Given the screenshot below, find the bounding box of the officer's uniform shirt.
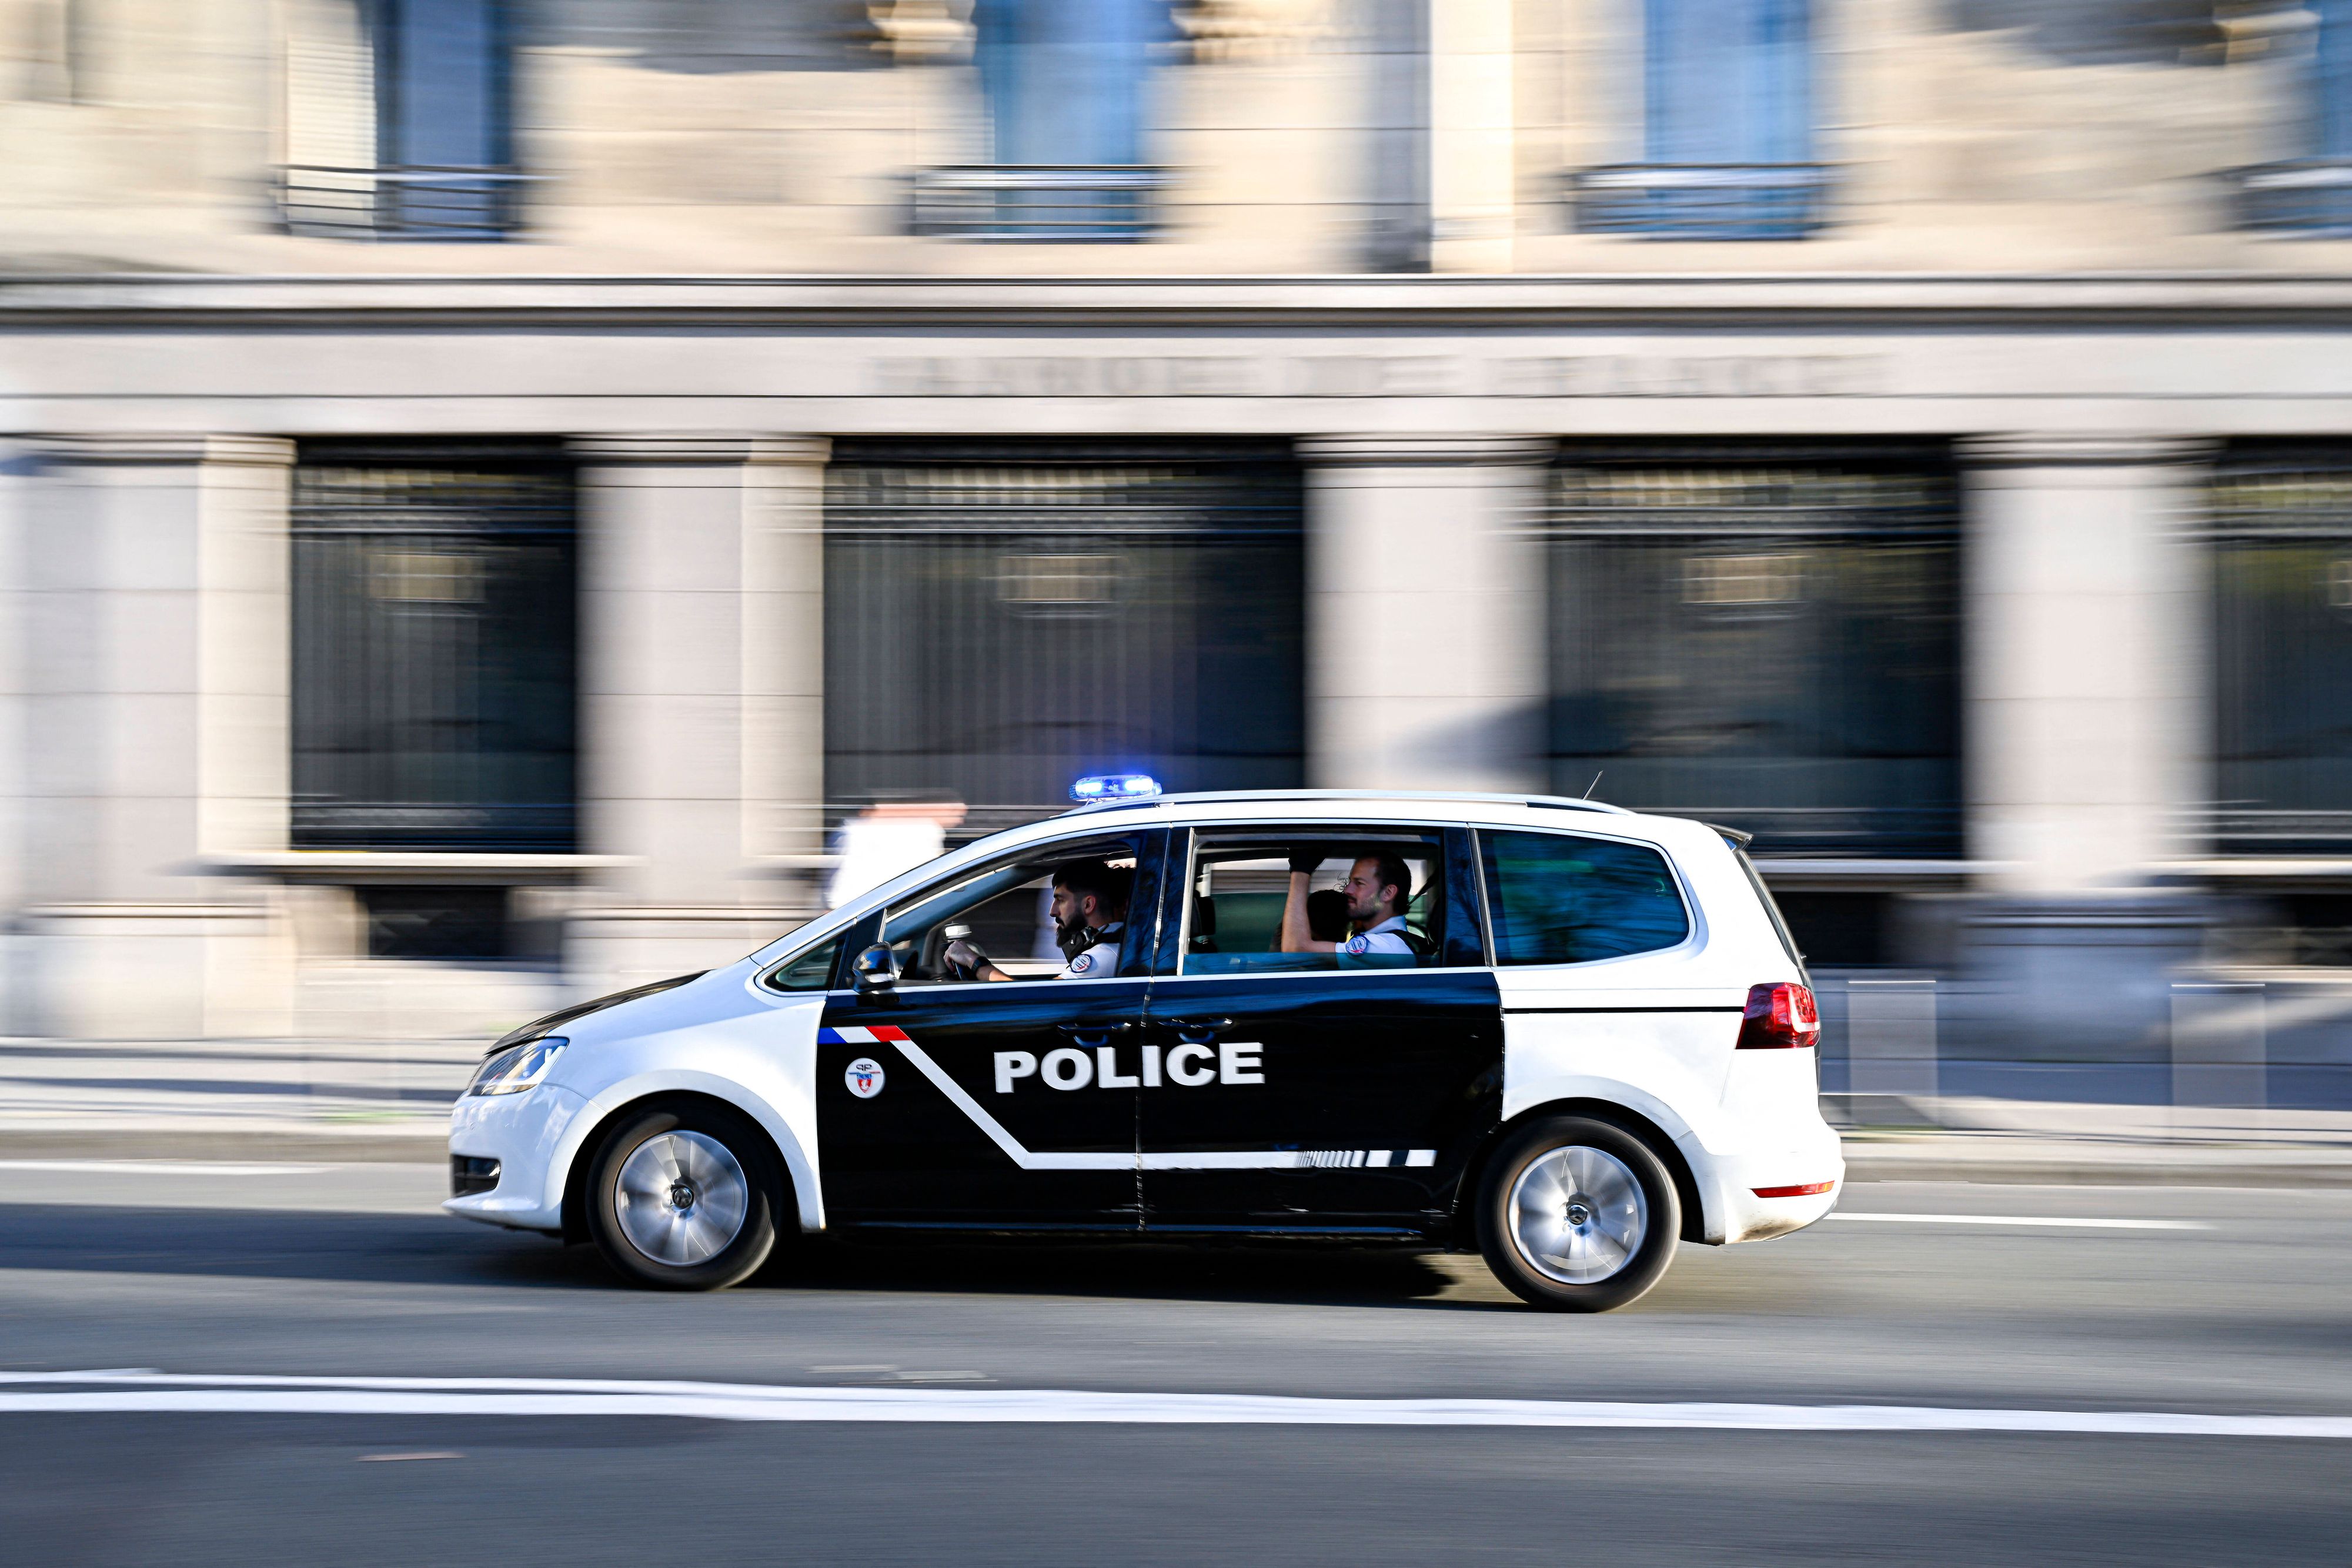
[1339,915,1414,960]
[1058,921,1124,979]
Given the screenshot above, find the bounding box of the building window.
[279,0,524,240]
[2207,444,2352,851]
[291,442,578,852]
[912,0,1172,240]
[1569,0,1826,239]
[1544,443,1962,857]
[823,440,1305,836]
[2231,1,2352,235]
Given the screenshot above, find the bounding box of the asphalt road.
[1,1164,2347,1566]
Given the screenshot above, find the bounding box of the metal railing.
[2229,158,2352,237]
[278,165,534,241]
[1568,163,1832,240]
[910,165,1168,242]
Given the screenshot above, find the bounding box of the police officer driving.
[1279,849,1426,962]
[943,859,1131,982]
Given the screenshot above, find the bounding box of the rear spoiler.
[1703,823,1754,849]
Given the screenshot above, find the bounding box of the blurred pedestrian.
[826,799,967,909]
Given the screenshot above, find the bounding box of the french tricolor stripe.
[820,1025,910,1046]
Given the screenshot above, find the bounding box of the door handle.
[1163,1017,1231,1034]
[1057,1021,1134,1035]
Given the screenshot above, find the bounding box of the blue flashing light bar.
[1071,773,1162,803]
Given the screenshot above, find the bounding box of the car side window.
[762,933,845,992]
[1180,830,1452,975]
[878,831,1157,984]
[1479,829,1690,965]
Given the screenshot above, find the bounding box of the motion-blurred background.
[1,0,2349,1155]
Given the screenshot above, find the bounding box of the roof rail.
[1062,788,1634,817]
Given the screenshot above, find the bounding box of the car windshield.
[879,835,1145,984]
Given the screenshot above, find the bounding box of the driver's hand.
[943,937,986,975]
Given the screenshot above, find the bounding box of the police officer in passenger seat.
[1279,850,1428,961]
[943,860,1131,982]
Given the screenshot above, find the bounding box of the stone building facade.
[2,1,2351,1051]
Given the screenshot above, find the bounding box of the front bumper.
[442,1081,586,1233]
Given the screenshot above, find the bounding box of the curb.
[0,1131,446,1164]
[1842,1148,2352,1188]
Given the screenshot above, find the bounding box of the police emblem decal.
[1344,934,1369,955]
[844,1058,886,1099]
[1069,952,1093,974]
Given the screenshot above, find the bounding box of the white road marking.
[1824,1213,2210,1231]
[0,1372,2341,1439]
[359,1452,463,1462]
[0,1161,330,1176]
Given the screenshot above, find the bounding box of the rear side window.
[1479,830,1689,965]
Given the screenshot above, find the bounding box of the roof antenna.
[1582,771,1604,800]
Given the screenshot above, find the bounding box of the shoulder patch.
[1344,934,1369,955]
[1070,951,1094,973]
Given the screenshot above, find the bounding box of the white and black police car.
[447,781,1842,1312]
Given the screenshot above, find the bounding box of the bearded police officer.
[1279,849,1426,962]
[944,859,1131,981]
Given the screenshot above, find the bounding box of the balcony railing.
[278,166,533,242]
[1568,163,1832,240]
[910,165,1168,242]
[2229,158,2352,238]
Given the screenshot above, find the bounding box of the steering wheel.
[926,923,982,982]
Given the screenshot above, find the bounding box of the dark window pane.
[824,440,1304,837]
[359,885,508,959]
[291,441,577,852]
[2207,443,2352,851]
[1545,442,1962,857]
[1480,830,1689,966]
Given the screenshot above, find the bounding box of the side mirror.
[851,943,899,995]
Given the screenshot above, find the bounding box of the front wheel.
[586,1101,781,1291]
[1475,1115,1680,1312]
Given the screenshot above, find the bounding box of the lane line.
[1823,1213,2211,1231]
[0,1161,331,1176]
[0,1372,2341,1439]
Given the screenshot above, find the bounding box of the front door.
[1137,825,1502,1236]
[815,826,1165,1232]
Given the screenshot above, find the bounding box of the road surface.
[1,1164,2346,1566]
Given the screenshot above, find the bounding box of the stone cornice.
[1957,434,2219,467]
[34,433,295,465]
[14,273,2352,330]
[571,434,833,465]
[1298,434,1556,465]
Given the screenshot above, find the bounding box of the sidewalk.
[4,1038,2350,1185]
[0,1037,465,1162]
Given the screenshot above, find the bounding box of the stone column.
[1955,434,2213,1055]
[13,436,296,1038]
[569,436,829,989]
[1298,435,1552,793]
[1960,436,2210,889]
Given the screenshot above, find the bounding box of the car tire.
[586,1101,783,1292]
[1475,1115,1681,1313]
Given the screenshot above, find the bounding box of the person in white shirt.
[1279,850,1423,962]
[826,800,966,909]
[944,860,1131,981]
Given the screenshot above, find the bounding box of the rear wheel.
[1475,1115,1680,1312]
[586,1101,781,1291]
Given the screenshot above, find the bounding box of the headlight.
[467,1037,567,1096]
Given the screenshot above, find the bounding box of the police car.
[447,783,1842,1312]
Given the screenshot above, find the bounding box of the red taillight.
[1753,1182,1836,1198]
[1736,981,1820,1049]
